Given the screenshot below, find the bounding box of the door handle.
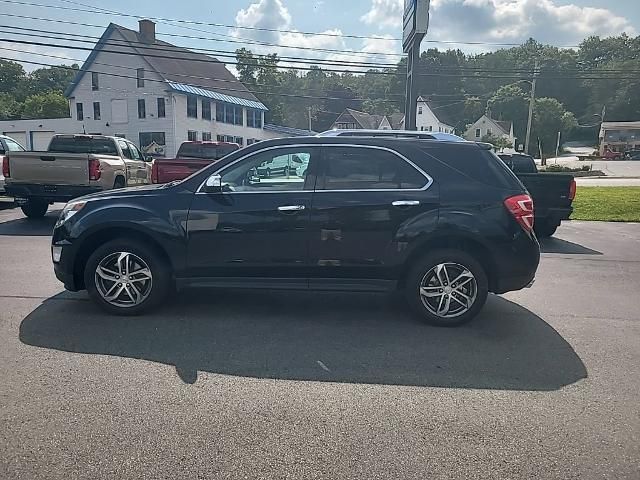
[392,200,420,206]
[278,205,306,212]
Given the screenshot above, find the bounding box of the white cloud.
[361,0,404,28]
[361,0,635,50]
[231,0,399,70]
[0,41,79,72]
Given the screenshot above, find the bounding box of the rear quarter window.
[420,144,523,190]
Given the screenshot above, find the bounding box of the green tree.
[531,98,577,157]
[481,133,513,150]
[487,84,529,141]
[22,64,78,97]
[234,48,259,86]
[22,91,69,118]
[0,60,26,94]
[0,92,23,119]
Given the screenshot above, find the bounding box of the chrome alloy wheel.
[419,263,478,318]
[94,252,153,308]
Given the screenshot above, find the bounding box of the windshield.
[177,143,239,159]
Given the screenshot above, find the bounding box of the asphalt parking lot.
[1,202,639,479]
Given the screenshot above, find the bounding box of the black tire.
[113,176,126,189]
[21,199,48,219]
[535,221,559,238]
[84,238,172,315]
[404,249,489,327]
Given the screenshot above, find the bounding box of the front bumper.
[52,235,81,291]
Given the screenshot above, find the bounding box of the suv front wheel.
[405,249,488,327]
[84,239,171,315]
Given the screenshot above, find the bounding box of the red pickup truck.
[151,141,240,184]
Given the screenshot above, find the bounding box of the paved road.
[1,205,639,479]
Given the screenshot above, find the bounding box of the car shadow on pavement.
[540,237,602,255]
[19,291,587,390]
[0,210,60,236]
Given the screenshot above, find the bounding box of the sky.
[1,0,638,72]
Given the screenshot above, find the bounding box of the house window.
[427,126,432,132]
[234,136,244,146]
[420,126,424,131]
[487,128,492,136]
[418,106,422,114]
[91,72,99,91]
[202,99,211,120]
[137,68,144,87]
[247,139,254,145]
[138,99,146,119]
[216,103,243,125]
[202,132,212,141]
[93,102,101,120]
[475,128,481,138]
[76,102,83,121]
[157,98,165,118]
[187,130,197,141]
[187,96,197,118]
[247,109,262,128]
[216,134,223,142]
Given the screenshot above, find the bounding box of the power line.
[0,13,406,60]
[3,25,636,76]
[0,27,402,70]
[1,0,587,49]
[1,0,404,41]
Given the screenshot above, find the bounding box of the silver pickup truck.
[4,134,151,218]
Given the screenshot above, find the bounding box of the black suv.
[52,137,539,326]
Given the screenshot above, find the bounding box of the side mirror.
[204,174,223,193]
[145,156,154,162]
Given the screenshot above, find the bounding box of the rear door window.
[4,138,25,152]
[319,146,428,190]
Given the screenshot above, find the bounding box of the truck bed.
[516,172,574,227]
[152,158,215,184]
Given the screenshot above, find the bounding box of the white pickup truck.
[4,134,152,218]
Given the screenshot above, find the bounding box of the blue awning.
[167,82,268,111]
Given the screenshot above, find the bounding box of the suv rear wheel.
[405,249,488,327]
[84,239,171,315]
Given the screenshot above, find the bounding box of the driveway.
[0,206,639,479]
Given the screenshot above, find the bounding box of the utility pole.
[308,106,312,132]
[524,59,539,155]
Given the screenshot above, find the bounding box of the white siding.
[68,29,177,155]
[415,100,455,134]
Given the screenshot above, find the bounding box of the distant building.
[599,121,640,155]
[464,114,515,147]
[332,108,395,130]
[0,20,305,154]
[415,96,456,134]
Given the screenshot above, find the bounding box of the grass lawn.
[571,187,640,222]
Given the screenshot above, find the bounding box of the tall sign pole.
[403,0,430,131]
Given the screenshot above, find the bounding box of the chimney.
[139,19,155,43]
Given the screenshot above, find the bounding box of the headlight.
[55,201,86,227]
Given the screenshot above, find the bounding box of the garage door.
[31,131,55,150]
[3,131,27,148]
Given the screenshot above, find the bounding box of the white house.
[0,21,312,155]
[415,96,456,134]
[464,114,515,147]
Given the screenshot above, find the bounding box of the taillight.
[504,194,534,233]
[568,178,576,201]
[88,158,101,181]
[151,161,158,184]
[1,156,8,178]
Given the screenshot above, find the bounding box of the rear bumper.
[490,232,540,294]
[538,206,573,224]
[6,183,102,203]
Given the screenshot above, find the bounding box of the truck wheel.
[404,249,488,327]
[84,239,172,315]
[113,176,126,189]
[21,199,48,219]
[535,221,559,238]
